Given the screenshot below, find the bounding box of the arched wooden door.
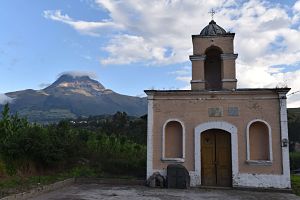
[201,129,232,187]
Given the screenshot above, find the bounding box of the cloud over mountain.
[58,71,98,79]
[0,94,13,105]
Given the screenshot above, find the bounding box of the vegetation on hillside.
[289,108,300,152]
[0,104,146,195]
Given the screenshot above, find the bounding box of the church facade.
[145,20,291,189]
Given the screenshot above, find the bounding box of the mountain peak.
[56,74,98,83]
[43,73,110,96]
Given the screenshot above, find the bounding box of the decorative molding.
[162,119,186,161]
[220,53,238,60]
[246,119,273,162]
[161,158,185,163]
[191,80,205,83]
[222,78,237,82]
[194,121,238,186]
[189,55,206,61]
[146,95,154,178]
[246,160,272,166]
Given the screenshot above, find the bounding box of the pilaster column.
[221,53,238,90]
[278,92,291,188]
[190,55,206,90]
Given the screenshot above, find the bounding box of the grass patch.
[292,175,300,195]
[0,165,140,198]
[0,171,73,198]
[0,166,96,192]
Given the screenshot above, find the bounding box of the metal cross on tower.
[209,9,216,20]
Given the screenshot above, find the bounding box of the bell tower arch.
[190,20,238,90]
[204,46,222,90]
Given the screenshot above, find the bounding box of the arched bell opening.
[204,47,223,90]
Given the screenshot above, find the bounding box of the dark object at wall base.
[167,164,190,189]
[146,172,165,188]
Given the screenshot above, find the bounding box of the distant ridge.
[1,74,147,123]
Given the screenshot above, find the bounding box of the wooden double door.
[201,129,232,187]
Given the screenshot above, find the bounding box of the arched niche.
[162,119,185,161]
[246,119,273,163]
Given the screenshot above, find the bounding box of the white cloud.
[43,10,123,36]
[294,0,300,12]
[44,0,300,66]
[38,83,51,88]
[81,55,92,61]
[58,71,98,79]
[293,0,300,24]
[176,76,191,83]
[169,65,191,90]
[44,0,300,107]
[101,34,169,64]
[170,66,191,76]
[0,94,14,105]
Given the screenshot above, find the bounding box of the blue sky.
[1,0,300,106]
[0,0,188,96]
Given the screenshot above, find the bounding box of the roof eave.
[192,33,235,38]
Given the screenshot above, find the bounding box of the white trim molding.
[246,119,273,164]
[146,95,154,178]
[189,55,206,61]
[220,53,238,60]
[222,78,237,82]
[278,92,291,188]
[162,119,186,162]
[190,80,205,83]
[194,121,238,186]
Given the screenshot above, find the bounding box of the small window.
[162,120,185,161]
[246,120,272,164]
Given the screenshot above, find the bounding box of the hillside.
[1,74,147,123]
[289,108,300,117]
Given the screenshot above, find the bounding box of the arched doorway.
[204,47,222,90]
[201,129,232,187]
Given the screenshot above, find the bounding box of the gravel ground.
[28,184,300,200]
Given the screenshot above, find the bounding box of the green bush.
[290,152,300,171]
[0,159,6,177]
[87,134,146,178]
[70,166,96,178]
[0,104,146,178]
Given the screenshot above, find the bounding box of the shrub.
[0,104,146,178]
[290,152,300,171]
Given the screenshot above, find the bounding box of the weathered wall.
[192,35,234,54]
[150,90,283,175]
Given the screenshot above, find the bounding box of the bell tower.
[190,20,238,90]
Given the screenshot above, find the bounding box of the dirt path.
[28,184,300,200]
